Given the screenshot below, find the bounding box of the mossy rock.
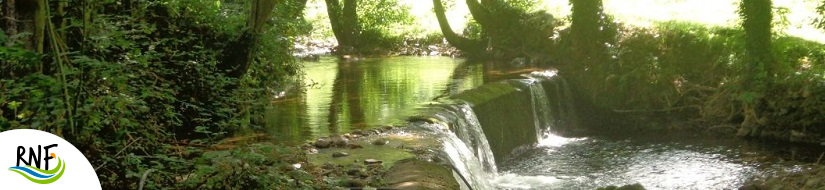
[596,183,646,190]
[383,159,459,190]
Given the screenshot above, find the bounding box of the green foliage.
[179,144,321,189]
[561,18,825,140]
[814,1,825,31]
[1,0,306,188]
[354,0,415,54]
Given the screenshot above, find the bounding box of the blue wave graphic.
[9,166,55,179]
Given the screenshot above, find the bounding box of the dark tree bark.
[325,0,360,54]
[465,0,495,30]
[218,0,282,79]
[433,0,485,54]
[4,0,17,46]
[569,0,607,64]
[741,0,774,80]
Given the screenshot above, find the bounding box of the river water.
[265,56,824,189]
[262,56,483,144]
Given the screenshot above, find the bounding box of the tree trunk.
[218,0,278,79]
[34,0,47,53]
[433,0,485,54]
[569,0,606,64]
[741,0,774,81]
[4,0,17,46]
[465,0,494,30]
[325,0,360,54]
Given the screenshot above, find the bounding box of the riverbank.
[293,36,461,61]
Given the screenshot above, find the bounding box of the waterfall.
[440,125,495,190]
[416,70,575,189]
[520,78,554,139]
[420,101,498,190]
[434,102,498,173]
[549,76,580,135]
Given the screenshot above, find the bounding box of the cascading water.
[423,71,571,189]
[433,102,498,173]
[520,78,555,140]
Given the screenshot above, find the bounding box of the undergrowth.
[559,20,825,142]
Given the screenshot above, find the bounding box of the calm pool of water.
[262,56,484,144]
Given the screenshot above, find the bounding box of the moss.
[384,159,460,190]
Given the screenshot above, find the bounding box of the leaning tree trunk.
[465,0,495,30]
[218,0,277,79]
[325,0,360,54]
[433,0,485,54]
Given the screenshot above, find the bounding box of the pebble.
[286,170,314,181]
[332,152,349,158]
[339,178,367,187]
[347,168,366,176]
[314,138,331,148]
[364,159,383,165]
[371,138,389,146]
[347,143,363,149]
[330,135,349,147]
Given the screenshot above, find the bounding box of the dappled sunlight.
[538,0,825,42]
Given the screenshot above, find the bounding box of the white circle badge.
[0,129,101,189]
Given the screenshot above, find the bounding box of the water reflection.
[264,56,484,144]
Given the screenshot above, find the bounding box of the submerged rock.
[364,159,383,165]
[346,168,367,177]
[596,183,646,190]
[333,152,349,158]
[314,138,332,148]
[339,178,367,187]
[331,135,349,147]
[347,143,363,149]
[372,138,389,146]
[287,170,314,182]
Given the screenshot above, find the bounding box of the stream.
[265,56,824,189]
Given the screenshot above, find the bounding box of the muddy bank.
[741,164,825,190]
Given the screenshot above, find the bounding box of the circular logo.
[0,129,101,189]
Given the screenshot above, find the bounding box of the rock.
[330,135,349,147]
[372,138,389,146]
[364,159,383,165]
[348,143,363,149]
[737,126,753,137]
[333,152,349,158]
[287,170,314,182]
[306,147,319,154]
[347,168,366,177]
[314,138,331,148]
[805,178,821,187]
[278,163,297,172]
[596,183,645,190]
[339,178,367,187]
[351,130,364,136]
